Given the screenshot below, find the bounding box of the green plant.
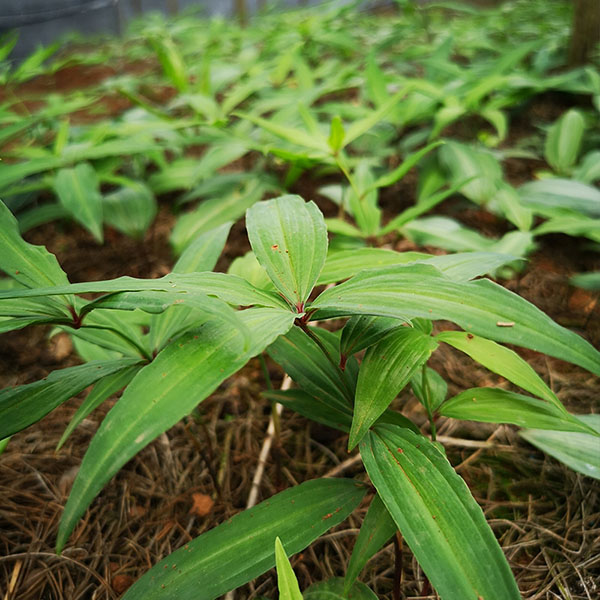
[1,194,599,598]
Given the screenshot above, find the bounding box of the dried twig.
[246,375,291,509]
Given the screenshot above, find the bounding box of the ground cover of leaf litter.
[0,45,599,600]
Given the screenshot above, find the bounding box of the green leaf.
[328,115,345,154]
[275,538,303,600]
[520,415,600,480]
[246,195,328,311]
[518,179,600,219]
[268,326,354,407]
[149,36,188,92]
[0,358,141,439]
[381,178,472,234]
[306,578,377,600]
[361,424,520,600]
[312,263,600,376]
[263,388,352,432]
[0,156,64,191]
[122,478,366,600]
[0,200,69,296]
[545,109,584,174]
[480,107,508,141]
[403,216,495,252]
[318,249,430,285]
[411,366,447,413]
[436,331,563,411]
[430,104,466,139]
[533,215,600,242]
[228,251,272,290]
[54,163,104,242]
[422,252,520,281]
[344,495,396,593]
[171,180,266,254]
[439,141,503,204]
[324,218,364,238]
[173,223,231,274]
[235,111,329,152]
[344,87,410,146]
[56,364,141,450]
[340,315,405,357]
[350,326,438,449]
[347,161,381,237]
[103,183,157,239]
[57,308,295,552]
[0,272,288,311]
[365,52,389,107]
[571,272,600,290]
[372,141,444,190]
[441,388,597,435]
[492,184,533,232]
[573,150,600,184]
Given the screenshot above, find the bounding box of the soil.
[1,57,599,600]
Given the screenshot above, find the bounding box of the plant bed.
[1,1,599,598]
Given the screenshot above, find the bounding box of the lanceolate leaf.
[361,424,520,600]
[520,415,600,480]
[172,223,232,274]
[56,365,141,450]
[422,252,520,282]
[312,264,600,376]
[344,494,396,593]
[122,478,366,600]
[350,326,438,449]
[268,326,355,407]
[103,183,157,239]
[0,272,288,310]
[436,331,563,410]
[275,538,303,600]
[372,141,444,190]
[57,308,295,552]
[54,163,104,242]
[0,200,70,308]
[247,195,328,311]
[263,388,352,432]
[411,366,447,413]
[235,111,329,152]
[0,358,141,439]
[171,180,267,254]
[440,388,595,434]
[544,109,584,174]
[340,315,404,357]
[518,179,600,218]
[318,249,430,285]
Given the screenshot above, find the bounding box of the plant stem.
[393,530,403,600]
[258,353,273,390]
[421,365,437,441]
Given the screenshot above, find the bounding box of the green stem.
[258,353,273,390]
[421,364,437,441]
